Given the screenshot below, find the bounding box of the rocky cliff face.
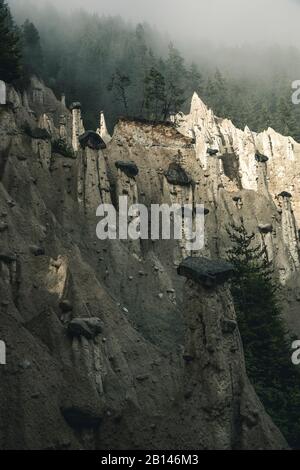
[0,78,296,449]
[178,93,300,223]
[177,93,300,333]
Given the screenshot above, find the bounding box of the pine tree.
[0,0,22,82]
[276,96,298,137]
[144,67,166,121]
[134,24,148,115]
[22,19,44,77]
[107,69,131,115]
[205,69,229,117]
[187,63,203,96]
[226,219,300,448]
[163,43,186,119]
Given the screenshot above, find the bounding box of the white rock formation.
[0,80,6,105]
[77,145,111,220]
[59,115,68,141]
[97,111,112,145]
[38,113,55,136]
[278,193,300,271]
[176,92,300,286]
[32,85,44,105]
[177,92,300,224]
[71,103,84,151]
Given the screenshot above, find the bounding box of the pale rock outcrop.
[21,90,32,113]
[175,256,288,450]
[177,93,300,290]
[177,92,300,223]
[6,85,23,110]
[70,323,106,397]
[114,161,141,256]
[31,84,44,106]
[0,80,6,105]
[277,192,300,273]
[38,113,57,138]
[77,146,111,218]
[59,115,68,141]
[174,92,300,340]
[108,118,198,262]
[71,102,84,151]
[97,111,112,145]
[164,162,196,261]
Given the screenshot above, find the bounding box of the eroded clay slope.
[0,79,290,449]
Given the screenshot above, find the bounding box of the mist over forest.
[6,0,300,138]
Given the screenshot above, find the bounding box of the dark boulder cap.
[278,191,292,198]
[70,102,82,110]
[255,152,269,163]
[164,162,193,186]
[178,257,234,286]
[79,131,106,150]
[207,148,219,156]
[115,161,139,177]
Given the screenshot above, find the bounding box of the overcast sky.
[9,0,300,47]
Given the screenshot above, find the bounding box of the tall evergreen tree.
[144,67,166,121]
[186,62,203,96]
[163,43,186,119]
[134,24,151,115]
[108,69,131,115]
[227,219,300,448]
[276,96,298,137]
[205,69,230,117]
[22,19,44,77]
[0,0,22,82]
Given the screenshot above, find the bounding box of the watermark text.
[96,197,205,251]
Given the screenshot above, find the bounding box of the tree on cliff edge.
[144,67,166,121]
[0,0,22,82]
[22,19,44,78]
[108,69,131,115]
[226,218,300,448]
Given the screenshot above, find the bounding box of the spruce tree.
[144,67,166,121]
[107,69,131,115]
[134,24,149,115]
[205,69,230,117]
[187,63,203,96]
[227,219,300,448]
[276,96,298,137]
[22,19,44,77]
[163,43,186,119]
[0,0,22,82]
